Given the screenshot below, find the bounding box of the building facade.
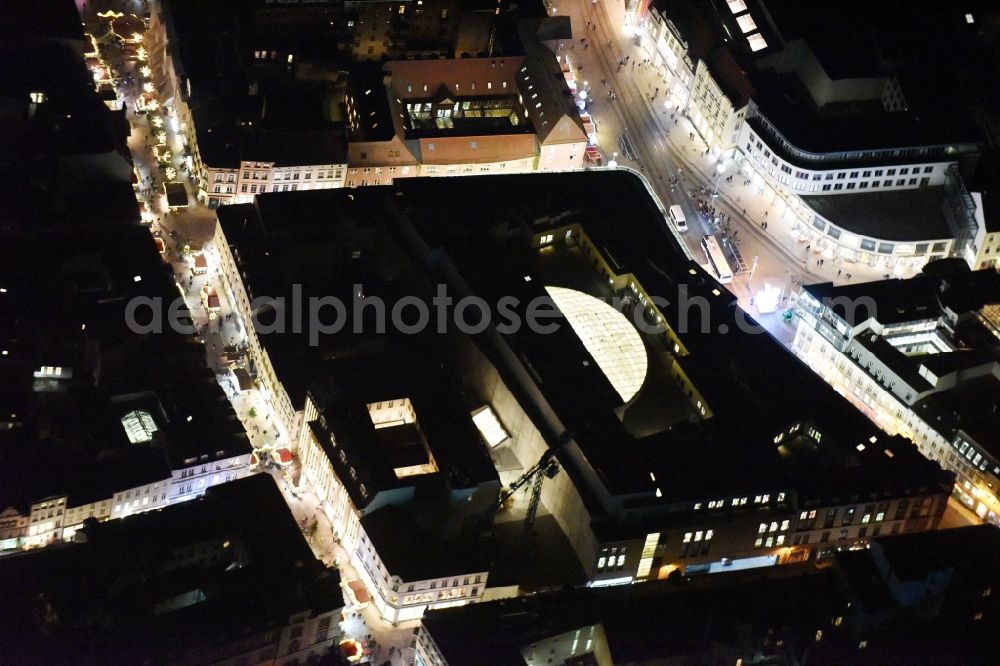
[792,272,1000,524]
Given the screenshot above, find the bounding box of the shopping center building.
[209,170,952,605]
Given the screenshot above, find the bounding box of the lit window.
[736,14,757,33]
[747,33,768,51]
[29,91,46,104]
[471,406,509,447]
[726,0,747,12]
[966,13,975,23]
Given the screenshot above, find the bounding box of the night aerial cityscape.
[3,0,1000,664]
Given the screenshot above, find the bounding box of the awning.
[164,182,188,208]
[274,448,293,465]
[348,580,370,603]
[233,367,253,391]
[194,255,208,269]
[207,295,220,309]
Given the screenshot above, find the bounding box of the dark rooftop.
[853,333,932,393]
[361,504,489,581]
[802,277,941,327]
[0,226,248,510]
[391,172,950,509]
[421,569,850,665]
[0,0,85,44]
[305,339,499,510]
[870,523,1000,583]
[0,474,342,663]
[912,375,1000,462]
[802,188,952,242]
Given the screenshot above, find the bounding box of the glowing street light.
[712,162,727,198]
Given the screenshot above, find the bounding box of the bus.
[701,235,734,284]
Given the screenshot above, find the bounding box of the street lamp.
[712,163,726,198]
[608,152,618,168]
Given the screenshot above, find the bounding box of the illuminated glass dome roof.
[546,286,648,402]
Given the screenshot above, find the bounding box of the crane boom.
[478,432,573,526]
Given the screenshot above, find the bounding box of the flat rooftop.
[802,188,952,242]
[421,569,848,665]
[0,226,248,510]
[0,474,341,662]
[393,172,950,508]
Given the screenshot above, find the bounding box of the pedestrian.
[837,269,842,277]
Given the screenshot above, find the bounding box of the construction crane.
[479,431,573,533]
